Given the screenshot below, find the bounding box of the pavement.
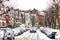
[15,29,55,40]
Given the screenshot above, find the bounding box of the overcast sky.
[3,0,54,11]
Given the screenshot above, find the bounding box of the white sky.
[3,0,54,11]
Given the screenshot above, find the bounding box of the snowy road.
[15,29,55,40]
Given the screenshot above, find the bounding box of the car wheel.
[7,37,12,40]
[13,37,15,40]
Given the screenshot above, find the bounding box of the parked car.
[19,26,26,32]
[19,24,27,32]
[30,27,37,33]
[0,30,5,40]
[55,30,60,40]
[40,27,44,32]
[12,28,20,36]
[40,27,57,39]
[0,28,15,40]
[12,26,26,36]
[40,27,49,34]
[26,27,31,31]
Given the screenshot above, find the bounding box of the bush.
[6,25,12,28]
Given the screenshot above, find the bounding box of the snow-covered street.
[15,29,55,40]
[0,0,60,40]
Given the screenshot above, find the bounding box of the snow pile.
[15,30,30,40]
[37,29,53,40]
